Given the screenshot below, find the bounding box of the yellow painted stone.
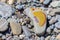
[30,8,46,26]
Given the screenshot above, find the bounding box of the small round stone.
[19,34,25,39]
[46,27,51,34]
[49,24,55,29]
[0,33,3,37]
[47,15,52,20]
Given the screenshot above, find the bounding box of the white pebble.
[46,27,51,34]
[19,34,25,39]
[47,15,52,20]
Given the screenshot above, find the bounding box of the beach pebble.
[43,0,51,5]
[49,24,55,29]
[40,36,45,40]
[55,22,60,29]
[0,18,8,32]
[19,34,25,39]
[0,33,3,37]
[16,5,24,10]
[47,15,52,20]
[0,2,15,18]
[22,26,32,37]
[10,20,21,35]
[46,27,51,34]
[49,17,57,24]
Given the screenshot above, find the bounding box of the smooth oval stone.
[40,36,45,40]
[49,17,57,24]
[10,20,21,35]
[46,27,51,34]
[49,24,55,29]
[0,18,8,32]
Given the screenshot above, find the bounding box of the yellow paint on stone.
[30,8,46,26]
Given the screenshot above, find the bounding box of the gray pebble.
[40,36,45,40]
[49,24,55,29]
[46,27,51,34]
[55,22,60,29]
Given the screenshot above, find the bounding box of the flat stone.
[0,18,8,32]
[49,17,57,24]
[0,2,15,18]
[49,24,55,29]
[10,20,21,35]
